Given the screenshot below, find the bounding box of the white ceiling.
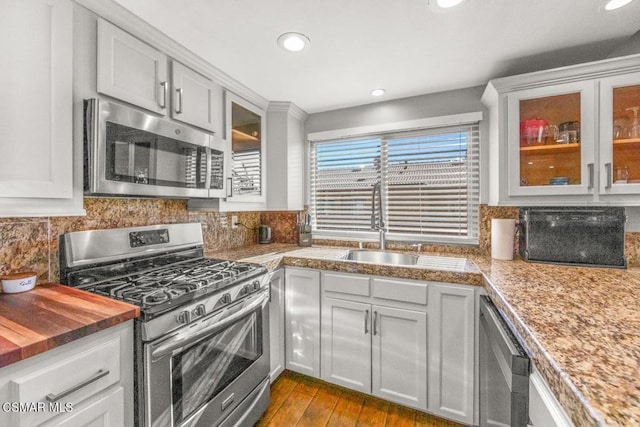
[113,0,640,114]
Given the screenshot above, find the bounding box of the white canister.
[491,219,516,260]
[1,272,37,293]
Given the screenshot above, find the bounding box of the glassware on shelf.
[626,106,640,138]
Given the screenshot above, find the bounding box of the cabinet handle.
[226,177,233,198]
[587,163,594,189]
[159,81,168,109]
[605,162,612,189]
[175,88,184,114]
[373,311,378,336]
[364,310,369,334]
[45,369,110,403]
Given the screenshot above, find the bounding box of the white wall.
[305,86,490,204]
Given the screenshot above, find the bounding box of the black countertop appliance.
[519,207,626,268]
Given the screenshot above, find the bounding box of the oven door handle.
[150,291,268,359]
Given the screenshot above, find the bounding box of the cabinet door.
[599,71,640,196]
[0,0,73,200]
[97,19,168,114]
[428,283,475,425]
[225,92,267,203]
[284,268,321,378]
[371,305,427,411]
[506,81,596,197]
[171,61,217,132]
[268,269,285,382]
[321,298,371,393]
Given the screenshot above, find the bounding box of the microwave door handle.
[204,146,212,191]
[86,98,100,193]
[150,290,268,359]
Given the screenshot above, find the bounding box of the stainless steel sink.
[345,250,419,266]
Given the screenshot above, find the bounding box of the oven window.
[105,121,207,189]
[172,310,262,424]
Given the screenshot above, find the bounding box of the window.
[310,123,480,244]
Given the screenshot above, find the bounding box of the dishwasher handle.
[479,296,530,380]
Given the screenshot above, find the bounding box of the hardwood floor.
[256,371,464,427]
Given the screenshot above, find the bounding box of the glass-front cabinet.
[507,81,596,196]
[225,92,266,203]
[599,72,640,195]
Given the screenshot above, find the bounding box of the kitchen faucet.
[371,182,386,250]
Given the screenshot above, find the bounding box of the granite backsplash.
[0,201,638,285]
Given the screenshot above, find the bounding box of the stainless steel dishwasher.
[479,295,531,427]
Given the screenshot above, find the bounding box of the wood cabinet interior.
[519,93,582,186]
[612,84,640,182]
[520,147,581,186]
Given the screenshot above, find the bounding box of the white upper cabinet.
[266,102,307,211]
[171,61,218,133]
[598,71,640,197]
[0,0,84,216]
[505,81,596,198]
[225,92,267,203]
[97,19,168,115]
[482,54,640,206]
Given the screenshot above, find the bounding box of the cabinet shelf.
[520,142,580,152]
[613,137,640,145]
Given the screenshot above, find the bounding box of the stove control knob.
[252,280,261,291]
[176,310,191,325]
[221,293,232,304]
[192,304,206,318]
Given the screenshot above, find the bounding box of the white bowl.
[1,272,37,293]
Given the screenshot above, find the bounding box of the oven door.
[144,289,270,427]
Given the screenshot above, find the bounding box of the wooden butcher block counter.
[0,283,139,368]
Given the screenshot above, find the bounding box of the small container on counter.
[298,232,312,247]
[1,271,37,293]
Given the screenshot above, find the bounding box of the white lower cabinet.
[528,367,572,427]
[40,386,124,427]
[320,272,428,411]
[321,298,372,393]
[0,321,133,427]
[372,305,427,409]
[284,268,476,422]
[284,268,321,378]
[268,269,285,382]
[428,283,476,425]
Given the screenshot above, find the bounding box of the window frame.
[308,113,482,246]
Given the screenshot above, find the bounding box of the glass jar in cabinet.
[599,72,640,195]
[507,81,596,197]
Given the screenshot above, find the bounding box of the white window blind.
[232,150,261,195]
[310,123,480,244]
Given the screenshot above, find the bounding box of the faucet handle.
[412,243,422,253]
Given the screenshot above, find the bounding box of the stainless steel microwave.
[84,98,226,198]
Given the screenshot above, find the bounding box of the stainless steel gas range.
[59,223,270,427]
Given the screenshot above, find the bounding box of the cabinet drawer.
[10,336,120,426]
[322,272,370,297]
[372,278,428,305]
[40,386,124,427]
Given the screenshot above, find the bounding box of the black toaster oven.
[518,207,626,268]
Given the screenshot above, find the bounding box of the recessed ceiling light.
[437,0,465,8]
[277,32,310,52]
[604,0,633,10]
[371,89,386,97]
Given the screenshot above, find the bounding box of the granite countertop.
[0,283,140,368]
[209,243,640,427]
